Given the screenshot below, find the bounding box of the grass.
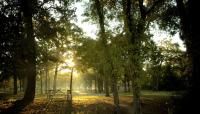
[0,90,174,114]
[119,90,176,97]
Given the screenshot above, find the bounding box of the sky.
[150,25,186,51]
[73,1,186,51]
[73,1,98,38]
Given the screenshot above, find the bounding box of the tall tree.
[155,0,200,113]
[93,0,120,112]
[93,0,111,97]
[20,0,37,104]
[172,0,200,113]
[122,0,165,113]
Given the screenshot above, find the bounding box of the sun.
[67,59,75,67]
[59,58,75,74]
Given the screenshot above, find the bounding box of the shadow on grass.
[0,99,30,114]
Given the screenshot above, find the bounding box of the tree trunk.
[21,1,36,104]
[123,81,127,92]
[131,70,141,114]
[23,77,27,92]
[189,0,200,91]
[4,2,37,108]
[45,63,48,94]
[127,76,131,92]
[175,1,200,114]
[123,74,127,92]
[40,73,43,94]
[104,77,110,96]
[3,80,6,93]
[122,0,145,113]
[19,79,22,92]
[95,75,97,93]
[13,67,18,95]
[70,68,73,94]
[111,72,120,114]
[94,0,119,112]
[53,63,58,93]
[48,71,50,91]
[98,75,103,93]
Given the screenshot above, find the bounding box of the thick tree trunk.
[2,2,36,112]
[179,1,200,114]
[22,5,36,104]
[131,70,141,114]
[122,0,141,114]
[189,0,200,91]
[158,1,200,114]
[21,0,36,101]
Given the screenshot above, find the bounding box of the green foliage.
[143,39,189,90]
[153,0,180,35]
[0,0,21,81]
[0,0,190,96]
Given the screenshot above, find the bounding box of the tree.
[18,0,37,105]
[1,0,79,112]
[153,0,200,113]
[2,1,38,112]
[0,0,23,95]
[174,0,200,113]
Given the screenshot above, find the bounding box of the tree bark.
[188,0,200,90]
[127,76,131,92]
[19,79,22,92]
[175,1,200,114]
[131,67,141,114]
[104,77,110,96]
[40,72,43,94]
[13,66,18,95]
[122,0,141,114]
[111,71,120,114]
[97,75,103,93]
[2,1,36,113]
[70,68,73,94]
[123,75,127,92]
[95,75,97,93]
[45,63,48,94]
[21,0,36,103]
[94,0,119,111]
[53,63,58,93]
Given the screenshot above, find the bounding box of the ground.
[0,91,172,114]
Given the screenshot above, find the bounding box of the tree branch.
[146,0,166,16]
